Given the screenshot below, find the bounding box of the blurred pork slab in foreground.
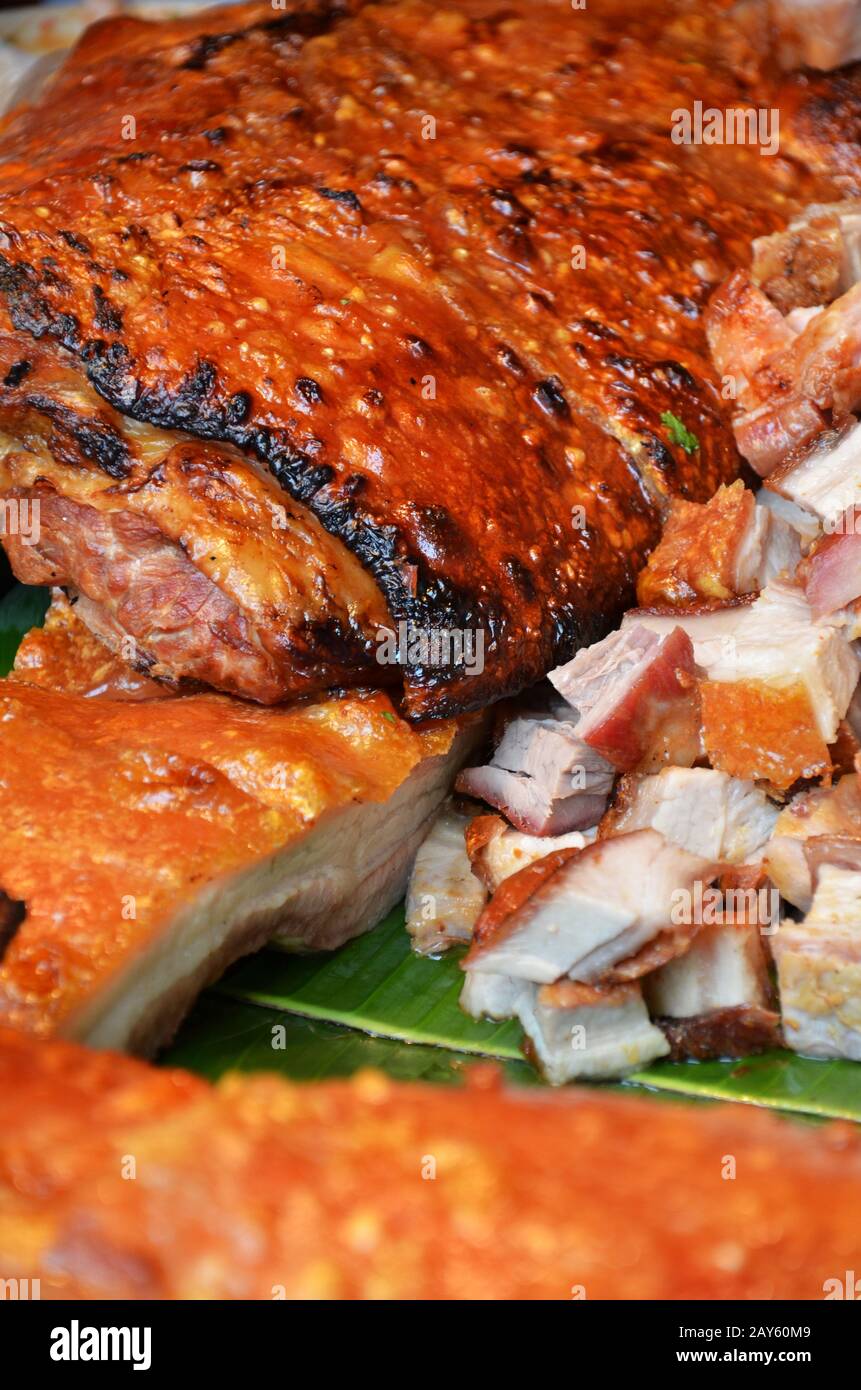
[1,1027,861,1299]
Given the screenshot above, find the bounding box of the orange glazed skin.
[0,0,855,715]
[1,1027,861,1300]
[0,598,465,1041]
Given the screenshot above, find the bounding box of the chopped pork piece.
[455,717,613,835]
[465,814,597,895]
[801,509,861,617]
[763,0,861,70]
[521,980,669,1084]
[406,802,486,956]
[775,864,861,1061]
[548,624,700,771]
[464,829,718,985]
[705,270,796,396]
[600,767,778,864]
[630,582,859,765]
[702,582,856,744]
[646,923,773,1021]
[776,281,861,418]
[732,396,827,477]
[766,418,861,525]
[751,200,861,313]
[765,774,861,909]
[636,482,800,607]
[460,972,668,1083]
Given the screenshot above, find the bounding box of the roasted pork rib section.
[0,0,844,715]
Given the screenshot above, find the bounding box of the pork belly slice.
[8,1031,861,1299]
[406,802,486,956]
[646,923,773,1020]
[548,624,701,771]
[765,774,861,909]
[0,652,478,1051]
[455,717,613,835]
[636,481,800,607]
[632,581,859,749]
[466,814,597,895]
[600,767,778,865]
[775,864,861,1061]
[464,829,718,985]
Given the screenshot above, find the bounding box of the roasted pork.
[405,801,486,955]
[456,715,613,835]
[5,1029,861,1299]
[0,602,479,1051]
[0,0,851,715]
[464,829,717,985]
[775,863,861,1060]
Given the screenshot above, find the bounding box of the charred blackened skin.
[317,186,362,211]
[2,359,30,387]
[21,391,130,479]
[0,891,25,964]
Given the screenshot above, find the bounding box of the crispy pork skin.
[6,1030,861,1299]
[0,612,480,1052]
[0,0,852,714]
[636,482,800,606]
[775,864,861,1060]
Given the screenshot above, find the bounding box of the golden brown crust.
[0,601,461,1039]
[0,0,844,715]
[2,1028,861,1299]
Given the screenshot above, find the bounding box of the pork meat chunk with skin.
[631,581,859,787]
[405,801,487,956]
[636,481,800,607]
[765,773,861,910]
[466,815,597,895]
[600,767,778,866]
[464,975,668,1085]
[455,716,614,836]
[775,864,861,1061]
[548,624,701,771]
[645,922,780,1061]
[463,829,718,986]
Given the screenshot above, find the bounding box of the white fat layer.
[406,802,486,955]
[756,487,820,547]
[771,419,861,523]
[775,865,861,1061]
[610,767,778,864]
[68,733,475,1052]
[645,925,770,1017]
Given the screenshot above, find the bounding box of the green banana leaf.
[3,582,861,1120]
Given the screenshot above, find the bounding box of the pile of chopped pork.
[406,197,861,1083]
